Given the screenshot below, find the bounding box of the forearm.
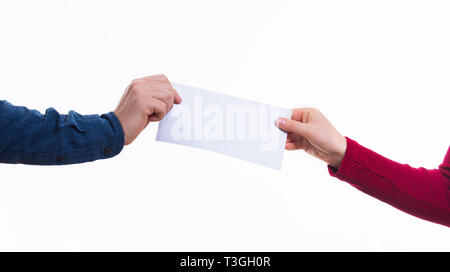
[0,100,124,165]
[329,137,450,227]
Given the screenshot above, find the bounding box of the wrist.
[329,135,347,169]
[112,110,128,145]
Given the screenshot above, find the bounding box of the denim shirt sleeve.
[0,100,124,165]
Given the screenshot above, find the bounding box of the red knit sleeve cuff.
[444,147,450,165]
[328,137,366,181]
[439,146,450,179]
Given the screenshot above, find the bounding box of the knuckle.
[130,78,142,85]
[159,74,168,80]
[164,91,174,101]
[130,79,144,91]
[153,74,168,81]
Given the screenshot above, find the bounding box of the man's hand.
[276,108,347,169]
[114,74,182,145]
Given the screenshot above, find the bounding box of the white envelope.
[156,82,291,170]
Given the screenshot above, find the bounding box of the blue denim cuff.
[99,111,125,160]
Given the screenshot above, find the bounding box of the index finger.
[170,87,182,104]
[291,108,312,123]
[163,80,182,104]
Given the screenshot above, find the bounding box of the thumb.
[276,117,310,137]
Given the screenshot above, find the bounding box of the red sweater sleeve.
[329,137,450,227]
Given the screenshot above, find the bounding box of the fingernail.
[277,118,286,127]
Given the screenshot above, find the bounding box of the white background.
[0,0,449,251]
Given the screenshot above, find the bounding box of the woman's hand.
[276,108,347,169]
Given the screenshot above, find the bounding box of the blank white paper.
[156,82,291,170]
